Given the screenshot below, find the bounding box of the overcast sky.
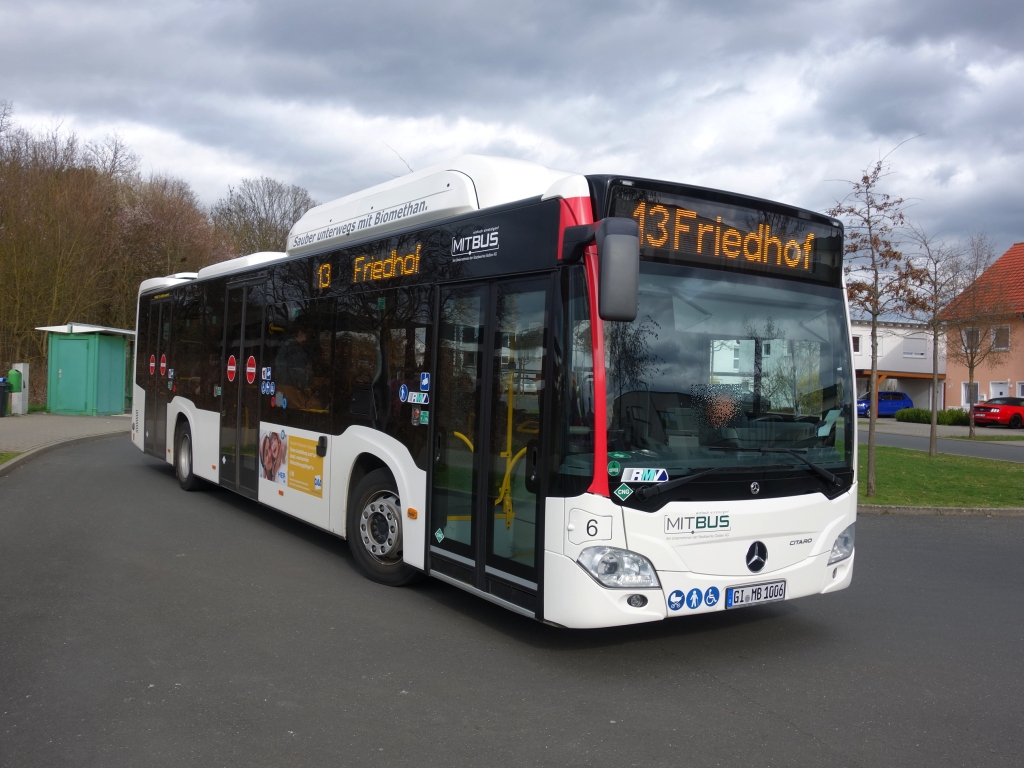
[2,0,1022,254]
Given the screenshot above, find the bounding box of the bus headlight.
[577,546,660,589]
[828,523,855,565]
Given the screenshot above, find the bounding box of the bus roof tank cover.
[597,217,640,322]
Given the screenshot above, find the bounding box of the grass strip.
[860,446,1024,508]
[0,452,20,464]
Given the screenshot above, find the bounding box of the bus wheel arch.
[346,461,421,587]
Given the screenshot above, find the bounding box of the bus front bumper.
[543,548,854,629]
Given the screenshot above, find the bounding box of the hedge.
[894,407,971,426]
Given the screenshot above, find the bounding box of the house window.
[992,325,1010,351]
[1017,382,1024,398]
[852,336,860,353]
[962,327,981,351]
[962,382,979,406]
[733,346,739,370]
[903,337,927,358]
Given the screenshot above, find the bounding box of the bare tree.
[212,176,318,255]
[943,233,1010,438]
[906,224,962,455]
[828,158,923,497]
[0,106,225,402]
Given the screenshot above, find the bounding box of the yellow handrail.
[494,446,527,529]
[453,431,474,452]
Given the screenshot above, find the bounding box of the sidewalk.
[859,418,1017,441]
[0,412,130,454]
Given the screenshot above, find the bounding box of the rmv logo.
[664,514,730,535]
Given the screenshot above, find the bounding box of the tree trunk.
[968,366,976,439]
[867,317,878,496]
[929,326,939,457]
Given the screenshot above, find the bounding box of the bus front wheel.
[347,468,421,586]
[174,422,202,492]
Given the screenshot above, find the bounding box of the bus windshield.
[604,262,853,487]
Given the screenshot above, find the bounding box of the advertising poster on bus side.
[259,427,323,498]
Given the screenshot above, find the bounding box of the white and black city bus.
[132,155,856,628]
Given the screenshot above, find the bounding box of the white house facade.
[850,317,945,410]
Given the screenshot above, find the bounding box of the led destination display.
[611,186,842,283]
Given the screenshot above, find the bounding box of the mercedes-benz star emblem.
[750,481,760,495]
[746,541,768,573]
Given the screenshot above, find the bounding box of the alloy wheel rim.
[359,490,402,564]
[178,436,191,481]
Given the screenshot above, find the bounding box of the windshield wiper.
[708,446,842,487]
[634,466,733,501]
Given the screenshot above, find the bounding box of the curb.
[0,432,128,478]
[859,504,1024,517]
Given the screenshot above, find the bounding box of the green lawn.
[0,452,19,464]
[860,446,1024,508]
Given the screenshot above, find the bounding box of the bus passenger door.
[429,277,551,612]
[144,296,172,459]
[220,281,265,497]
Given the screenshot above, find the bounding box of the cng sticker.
[226,355,237,382]
[623,468,668,483]
[149,355,156,375]
[159,354,167,376]
[246,356,257,384]
[614,483,634,501]
[435,528,445,543]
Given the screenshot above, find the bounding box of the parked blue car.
[857,391,913,417]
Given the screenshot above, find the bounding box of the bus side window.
[335,290,381,433]
[264,298,334,432]
[136,294,152,383]
[381,287,433,470]
[199,278,226,410]
[173,284,205,404]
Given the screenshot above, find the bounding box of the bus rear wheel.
[175,423,202,492]
[347,468,421,586]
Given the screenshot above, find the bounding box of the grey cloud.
[0,0,1022,253]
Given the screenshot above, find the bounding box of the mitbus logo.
[451,227,499,262]
[664,513,730,535]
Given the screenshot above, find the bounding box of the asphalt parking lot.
[2,437,1022,767]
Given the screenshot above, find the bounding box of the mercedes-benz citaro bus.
[132,155,856,628]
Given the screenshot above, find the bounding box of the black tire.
[1011,414,1022,429]
[175,422,203,491]
[346,468,421,586]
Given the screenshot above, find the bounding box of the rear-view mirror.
[596,217,639,322]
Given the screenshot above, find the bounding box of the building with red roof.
[943,242,1024,407]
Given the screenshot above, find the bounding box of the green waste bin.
[7,368,22,393]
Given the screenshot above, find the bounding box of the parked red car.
[972,397,1024,428]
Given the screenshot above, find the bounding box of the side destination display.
[306,200,562,293]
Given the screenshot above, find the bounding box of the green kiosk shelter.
[36,323,135,415]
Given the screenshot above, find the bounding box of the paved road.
[0,412,130,454]
[858,428,1024,462]
[2,437,1022,767]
